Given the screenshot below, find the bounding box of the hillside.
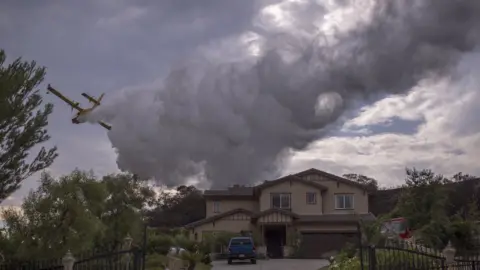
[369,178,480,217]
[369,187,403,216]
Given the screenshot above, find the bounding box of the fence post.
[368,245,376,270]
[62,250,75,270]
[142,223,147,270]
[357,223,365,270]
[124,235,133,270]
[132,248,142,270]
[442,241,456,265]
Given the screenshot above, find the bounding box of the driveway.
[212,259,329,270]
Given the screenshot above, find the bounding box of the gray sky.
[2,0,480,206]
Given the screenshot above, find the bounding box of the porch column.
[261,224,265,245]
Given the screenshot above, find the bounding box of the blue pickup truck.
[227,236,256,264]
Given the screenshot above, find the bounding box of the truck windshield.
[230,239,252,246]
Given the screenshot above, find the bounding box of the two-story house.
[184,168,376,258]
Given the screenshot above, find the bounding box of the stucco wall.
[259,181,323,215]
[301,174,369,214]
[190,215,253,241]
[205,199,258,217]
[296,223,358,232]
[258,212,292,223]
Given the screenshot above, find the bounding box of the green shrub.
[330,247,442,270]
[341,242,357,258]
[374,249,441,269]
[329,256,362,270]
[200,253,212,265]
[145,253,168,270]
[147,234,173,255]
[449,218,480,252]
[172,234,197,252]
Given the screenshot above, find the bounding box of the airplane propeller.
[71,102,79,112]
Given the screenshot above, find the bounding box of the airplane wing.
[98,121,111,130]
[81,93,101,106]
[47,84,83,111]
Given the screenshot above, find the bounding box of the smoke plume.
[88,0,480,188]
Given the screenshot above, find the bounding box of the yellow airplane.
[46,84,112,130]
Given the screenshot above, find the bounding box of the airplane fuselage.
[72,116,86,124]
[72,110,92,124]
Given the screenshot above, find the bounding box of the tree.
[343,173,379,191]
[98,173,156,250]
[387,168,480,250]
[1,170,105,260]
[0,170,156,260]
[0,49,57,202]
[147,185,205,228]
[390,169,450,244]
[451,172,477,182]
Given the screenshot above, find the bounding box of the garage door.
[297,232,358,259]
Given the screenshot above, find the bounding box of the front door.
[264,226,286,258]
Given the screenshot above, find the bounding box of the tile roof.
[184,208,253,228]
[202,168,368,197]
[255,174,328,192]
[295,168,369,190]
[298,213,376,223]
[184,208,376,228]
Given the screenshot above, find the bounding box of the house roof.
[295,168,369,190]
[251,208,300,219]
[184,208,253,228]
[185,209,376,228]
[202,168,368,197]
[297,213,376,223]
[255,174,328,193]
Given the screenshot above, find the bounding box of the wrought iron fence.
[0,258,63,270]
[361,243,480,270]
[452,253,480,270]
[73,248,143,270]
[0,248,143,270]
[356,221,480,269]
[361,244,446,270]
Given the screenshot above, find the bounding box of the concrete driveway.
[212,259,329,270]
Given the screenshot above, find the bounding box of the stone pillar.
[123,235,133,270]
[283,246,293,258]
[62,250,75,270]
[442,241,456,265]
[124,234,133,250]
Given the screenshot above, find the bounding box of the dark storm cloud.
[88,0,480,188]
[1,0,272,204]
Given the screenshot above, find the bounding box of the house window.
[213,201,220,213]
[335,194,354,209]
[306,192,317,204]
[271,193,291,209]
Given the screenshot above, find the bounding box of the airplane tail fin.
[97,93,105,103]
[90,93,105,108]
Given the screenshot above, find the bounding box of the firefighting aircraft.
[46,84,111,130]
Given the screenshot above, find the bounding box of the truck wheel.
[228,259,232,264]
[251,259,256,264]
